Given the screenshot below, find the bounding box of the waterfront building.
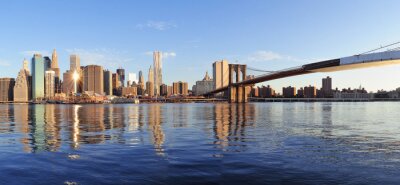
[62,71,74,94]
[32,54,45,100]
[70,55,80,72]
[160,84,168,96]
[173,81,188,96]
[282,86,296,98]
[103,70,112,95]
[304,85,317,98]
[194,72,214,96]
[146,81,154,97]
[83,65,104,95]
[117,68,125,87]
[251,87,259,97]
[167,86,173,97]
[153,51,162,96]
[0,78,15,102]
[14,69,29,102]
[297,88,304,98]
[259,85,275,98]
[121,86,138,97]
[45,71,55,99]
[322,76,333,98]
[112,73,120,96]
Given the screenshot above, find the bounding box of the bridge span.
[204,50,400,103]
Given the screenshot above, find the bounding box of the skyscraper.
[213,59,229,90]
[83,65,104,95]
[51,49,61,93]
[14,67,29,102]
[32,54,45,100]
[322,76,333,98]
[117,68,125,87]
[148,65,154,84]
[103,70,112,95]
[51,49,59,74]
[70,55,80,72]
[45,71,55,99]
[146,81,154,97]
[138,70,145,95]
[43,56,52,71]
[153,51,162,96]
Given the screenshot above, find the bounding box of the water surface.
[0,102,399,184]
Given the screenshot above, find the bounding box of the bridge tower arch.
[228,64,251,103]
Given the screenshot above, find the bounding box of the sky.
[0,0,400,93]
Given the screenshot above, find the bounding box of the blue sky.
[0,0,400,92]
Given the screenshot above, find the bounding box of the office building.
[128,73,137,86]
[160,84,168,96]
[70,55,80,72]
[138,70,145,95]
[194,71,214,96]
[51,49,61,93]
[62,71,74,94]
[14,68,29,102]
[146,81,154,96]
[304,85,317,98]
[322,76,333,98]
[173,81,188,96]
[117,68,125,87]
[213,60,229,95]
[32,54,45,100]
[153,51,162,96]
[121,86,138,97]
[259,85,275,98]
[283,86,296,98]
[83,65,104,95]
[0,78,15,102]
[103,70,112,95]
[45,71,55,99]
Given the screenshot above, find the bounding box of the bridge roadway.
[204,50,400,96]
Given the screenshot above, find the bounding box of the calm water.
[0,102,400,184]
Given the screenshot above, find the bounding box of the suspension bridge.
[204,42,400,103]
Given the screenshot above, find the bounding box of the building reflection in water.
[146,104,165,156]
[213,103,256,151]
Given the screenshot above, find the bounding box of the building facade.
[304,85,317,98]
[45,71,55,99]
[32,54,45,100]
[0,78,15,102]
[116,68,125,87]
[212,60,229,91]
[153,51,162,96]
[146,81,154,97]
[283,86,296,98]
[83,65,104,95]
[103,70,113,95]
[322,76,333,98]
[173,81,188,96]
[194,72,214,96]
[14,69,29,102]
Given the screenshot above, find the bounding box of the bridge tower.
[228,64,251,103]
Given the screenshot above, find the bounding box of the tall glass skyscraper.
[32,54,45,99]
[153,51,162,96]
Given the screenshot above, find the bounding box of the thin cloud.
[246,50,305,63]
[66,48,133,69]
[136,21,177,31]
[0,59,10,66]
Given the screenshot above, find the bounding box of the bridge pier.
[228,64,251,103]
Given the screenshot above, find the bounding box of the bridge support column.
[228,64,251,103]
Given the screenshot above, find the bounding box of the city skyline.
[0,1,400,92]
